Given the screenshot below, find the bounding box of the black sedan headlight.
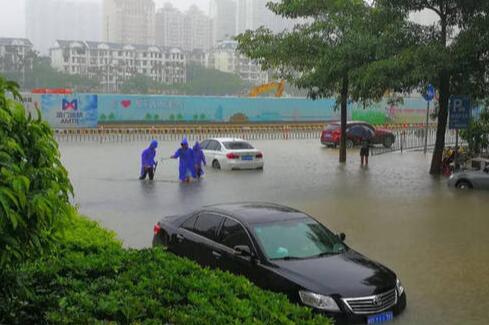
[299,290,340,312]
[396,278,405,296]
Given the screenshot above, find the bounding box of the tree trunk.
[339,76,348,163]
[430,12,449,175]
[430,69,450,175]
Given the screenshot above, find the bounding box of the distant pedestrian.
[140,140,158,180]
[360,140,370,166]
[193,141,206,179]
[171,137,196,183]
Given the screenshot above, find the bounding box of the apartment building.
[207,40,268,85]
[0,37,34,79]
[50,40,185,92]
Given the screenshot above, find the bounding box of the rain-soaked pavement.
[60,139,489,325]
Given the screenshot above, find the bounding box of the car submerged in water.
[448,158,489,190]
[153,203,406,324]
[200,138,264,170]
[321,121,396,149]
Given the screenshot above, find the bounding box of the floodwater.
[60,140,489,325]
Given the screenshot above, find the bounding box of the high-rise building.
[25,0,102,55]
[155,3,184,49]
[236,0,296,35]
[210,0,237,45]
[184,5,212,51]
[103,0,155,45]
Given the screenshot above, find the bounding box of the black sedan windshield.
[252,218,345,260]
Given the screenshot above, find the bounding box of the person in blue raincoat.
[171,138,196,182]
[193,141,206,179]
[139,140,158,180]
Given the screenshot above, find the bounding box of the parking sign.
[449,96,471,129]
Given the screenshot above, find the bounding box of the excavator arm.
[249,80,286,97]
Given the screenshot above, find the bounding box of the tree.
[460,108,489,155]
[0,75,73,278]
[380,0,489,174]
[237,0,413,162]
[119,74,168,94]
[179,64,250,96]
[10,56,100,92]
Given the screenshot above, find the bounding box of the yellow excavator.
[249,80,286,97]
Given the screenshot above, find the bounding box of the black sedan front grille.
[342,289,397,315]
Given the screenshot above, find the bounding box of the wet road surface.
[60,140,489,325]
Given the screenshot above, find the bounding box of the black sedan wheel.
[383,136,394,148]
[212,160,221,169]
[456,180,473,190]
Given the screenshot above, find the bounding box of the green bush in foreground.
[0,75,73,274]
[2,215,332,325]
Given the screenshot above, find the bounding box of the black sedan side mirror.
[338,233,346,242]
[234,245,252,257]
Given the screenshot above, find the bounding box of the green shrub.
[3,215,331,325]
[0,75,73,272]
[460,108,489,155]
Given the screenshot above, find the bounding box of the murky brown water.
[60,140,489,325]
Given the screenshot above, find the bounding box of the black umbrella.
[349,125,374,140]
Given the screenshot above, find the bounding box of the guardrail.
[54,124,458,155]
[54,125,324,143]
[371,128,465,155]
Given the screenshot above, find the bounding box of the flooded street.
[60,140,489,325]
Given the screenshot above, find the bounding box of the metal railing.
[54,125,324,143]
[371,128,465,155]
[54,124,464,155]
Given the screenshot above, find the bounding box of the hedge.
[1,215,332,325]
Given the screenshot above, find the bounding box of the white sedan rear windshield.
[324,124,339,131]
[223,142,254,150]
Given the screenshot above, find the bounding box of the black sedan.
[153,203,406,324]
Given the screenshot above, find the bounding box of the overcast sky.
[0,0,436,39]
[0,0,210,38]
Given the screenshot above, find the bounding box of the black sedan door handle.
[212,251,222,259]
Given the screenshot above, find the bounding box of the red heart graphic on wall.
[121,100,131,108]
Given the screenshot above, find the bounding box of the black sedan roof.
[202,202,310,225]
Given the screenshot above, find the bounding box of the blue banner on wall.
[97,95,343,123]
[41,95,98,128]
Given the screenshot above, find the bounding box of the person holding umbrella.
[348,125,374,166]
[360,140,371,166]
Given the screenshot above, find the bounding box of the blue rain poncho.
[193,141,206,176]
[141,140,158,173]
[172,138,196,181]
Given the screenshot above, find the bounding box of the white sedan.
[200,138,264,170]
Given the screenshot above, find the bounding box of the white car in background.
[200,138,264,170]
